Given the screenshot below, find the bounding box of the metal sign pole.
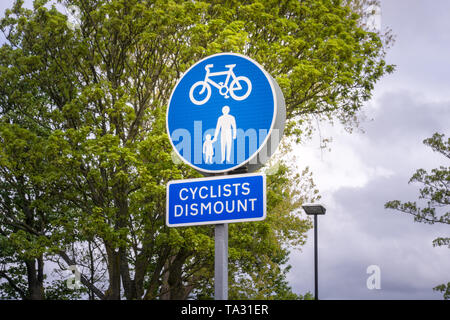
[214,170,228,300]
[214,223,228,300]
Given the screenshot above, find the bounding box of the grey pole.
[302,203,326,301]
[214,223,228,300]
[313,214,318,300]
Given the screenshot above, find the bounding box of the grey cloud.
[289,173,450,299]
[289,93,450,298]
[380,0,450,97]
[365,92,450,146]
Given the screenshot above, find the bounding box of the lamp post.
[302,203,326,300]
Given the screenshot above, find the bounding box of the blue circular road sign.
[167,53,284,174]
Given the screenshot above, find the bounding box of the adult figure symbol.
[212,106,236,163]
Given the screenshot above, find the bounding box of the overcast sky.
[1,0,449,300]
[289,0,450,299]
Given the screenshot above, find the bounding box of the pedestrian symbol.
[210,105,236,163]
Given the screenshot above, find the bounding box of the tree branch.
[58,251,105,300]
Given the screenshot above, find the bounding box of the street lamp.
[302,203,326,300]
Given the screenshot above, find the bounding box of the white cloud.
[296,124,396,194]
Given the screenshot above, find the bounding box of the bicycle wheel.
[189,81,211,105]
[229,76,252,101]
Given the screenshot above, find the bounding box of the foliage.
[0,0,391,299]
[433,282,450,300]
[385,133,449,299]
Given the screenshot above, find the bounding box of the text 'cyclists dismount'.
[166,173,266,227]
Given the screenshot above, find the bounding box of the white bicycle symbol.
[189,64,252,105]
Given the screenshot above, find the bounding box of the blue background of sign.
[167,53,275,173]
[166,174,265,227]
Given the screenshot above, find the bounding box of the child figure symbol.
[203,134,214,164]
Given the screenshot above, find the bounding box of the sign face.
[166,173,266,227]
[167,53,285,174]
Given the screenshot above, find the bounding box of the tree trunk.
[167,250,190,300]
[24,257,44,300]
[143,247,170,300]
[104,244,121,300]
[160,260,171,300]
[120,246,137,300]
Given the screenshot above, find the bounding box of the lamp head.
[302,203,326,215]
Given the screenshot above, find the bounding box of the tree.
[0,0,392,299]
[385,133,450,300]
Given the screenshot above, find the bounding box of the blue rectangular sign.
[166,173,266,227]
